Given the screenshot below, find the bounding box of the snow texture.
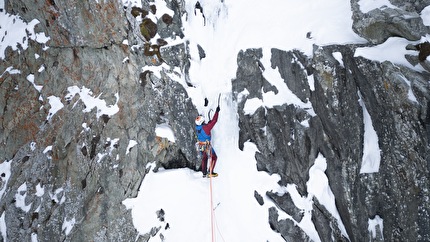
[358,0,398,13]
[358,92,381,174]
[65,86,119,119]
[368,215,384,240]
[0,10,50,59]
[155,123,176,142]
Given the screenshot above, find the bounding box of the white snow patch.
[0,212,6,242]
[307,154,349,239]
[121,0,142,8]
[35,183,45,197]
[38,65,45,73]
[358,0,398,13]
[15,182,32,213]
[332,51,344,67]
[96,153,107,163]
[126,140,138,155]
[368,215,384,240]
[0,12,50,59]
[46,96,64,120]
[398,74,418,103]
[106,138,120,155]
[65,86,119,119]
[243,97,264,115]
[43,145,53,159]
[50,187,65,204]
[358,92,381,174]
[26,74,43,92]
[0,160,12,200]
[355,37,425,71]
[422,6,430,26]
[31,232,38,242]
[82,123,90,132]
[30,142,37,151]
[282,184,321,242]
[155,124,176,142]
[308,74,315,91]
[62,217,76,236]
[1,66,21,78]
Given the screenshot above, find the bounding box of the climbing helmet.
[195,115,204,125]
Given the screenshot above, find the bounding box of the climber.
[195,103,220,178]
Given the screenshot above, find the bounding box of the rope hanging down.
[208,146,215,242]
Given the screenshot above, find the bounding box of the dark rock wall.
[233,45,430,242]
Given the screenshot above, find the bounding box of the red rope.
[208,148,215,242]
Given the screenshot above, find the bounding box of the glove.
[216,106,220,112]
[204,98,209,107]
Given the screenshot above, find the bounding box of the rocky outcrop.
[350,0,429,44]
[233,44,430,241]
[1,0,196,241]
[232,1,430,241]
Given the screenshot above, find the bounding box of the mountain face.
[0,0,429,242]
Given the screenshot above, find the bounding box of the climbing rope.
[208,145,215,242]
[197,141,225,242]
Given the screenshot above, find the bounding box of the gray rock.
[233,44,430,241]
[0,0,196,241]
[350,0,430,44]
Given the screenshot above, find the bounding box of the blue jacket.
[196,125,211,142]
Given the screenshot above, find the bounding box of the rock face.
[350,0,430,44]
[233,44,430,241]
[1,0,196,241]
[0,0,429,242]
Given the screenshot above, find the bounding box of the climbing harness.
[195,141,216,241]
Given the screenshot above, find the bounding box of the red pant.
[201,148,217,174]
